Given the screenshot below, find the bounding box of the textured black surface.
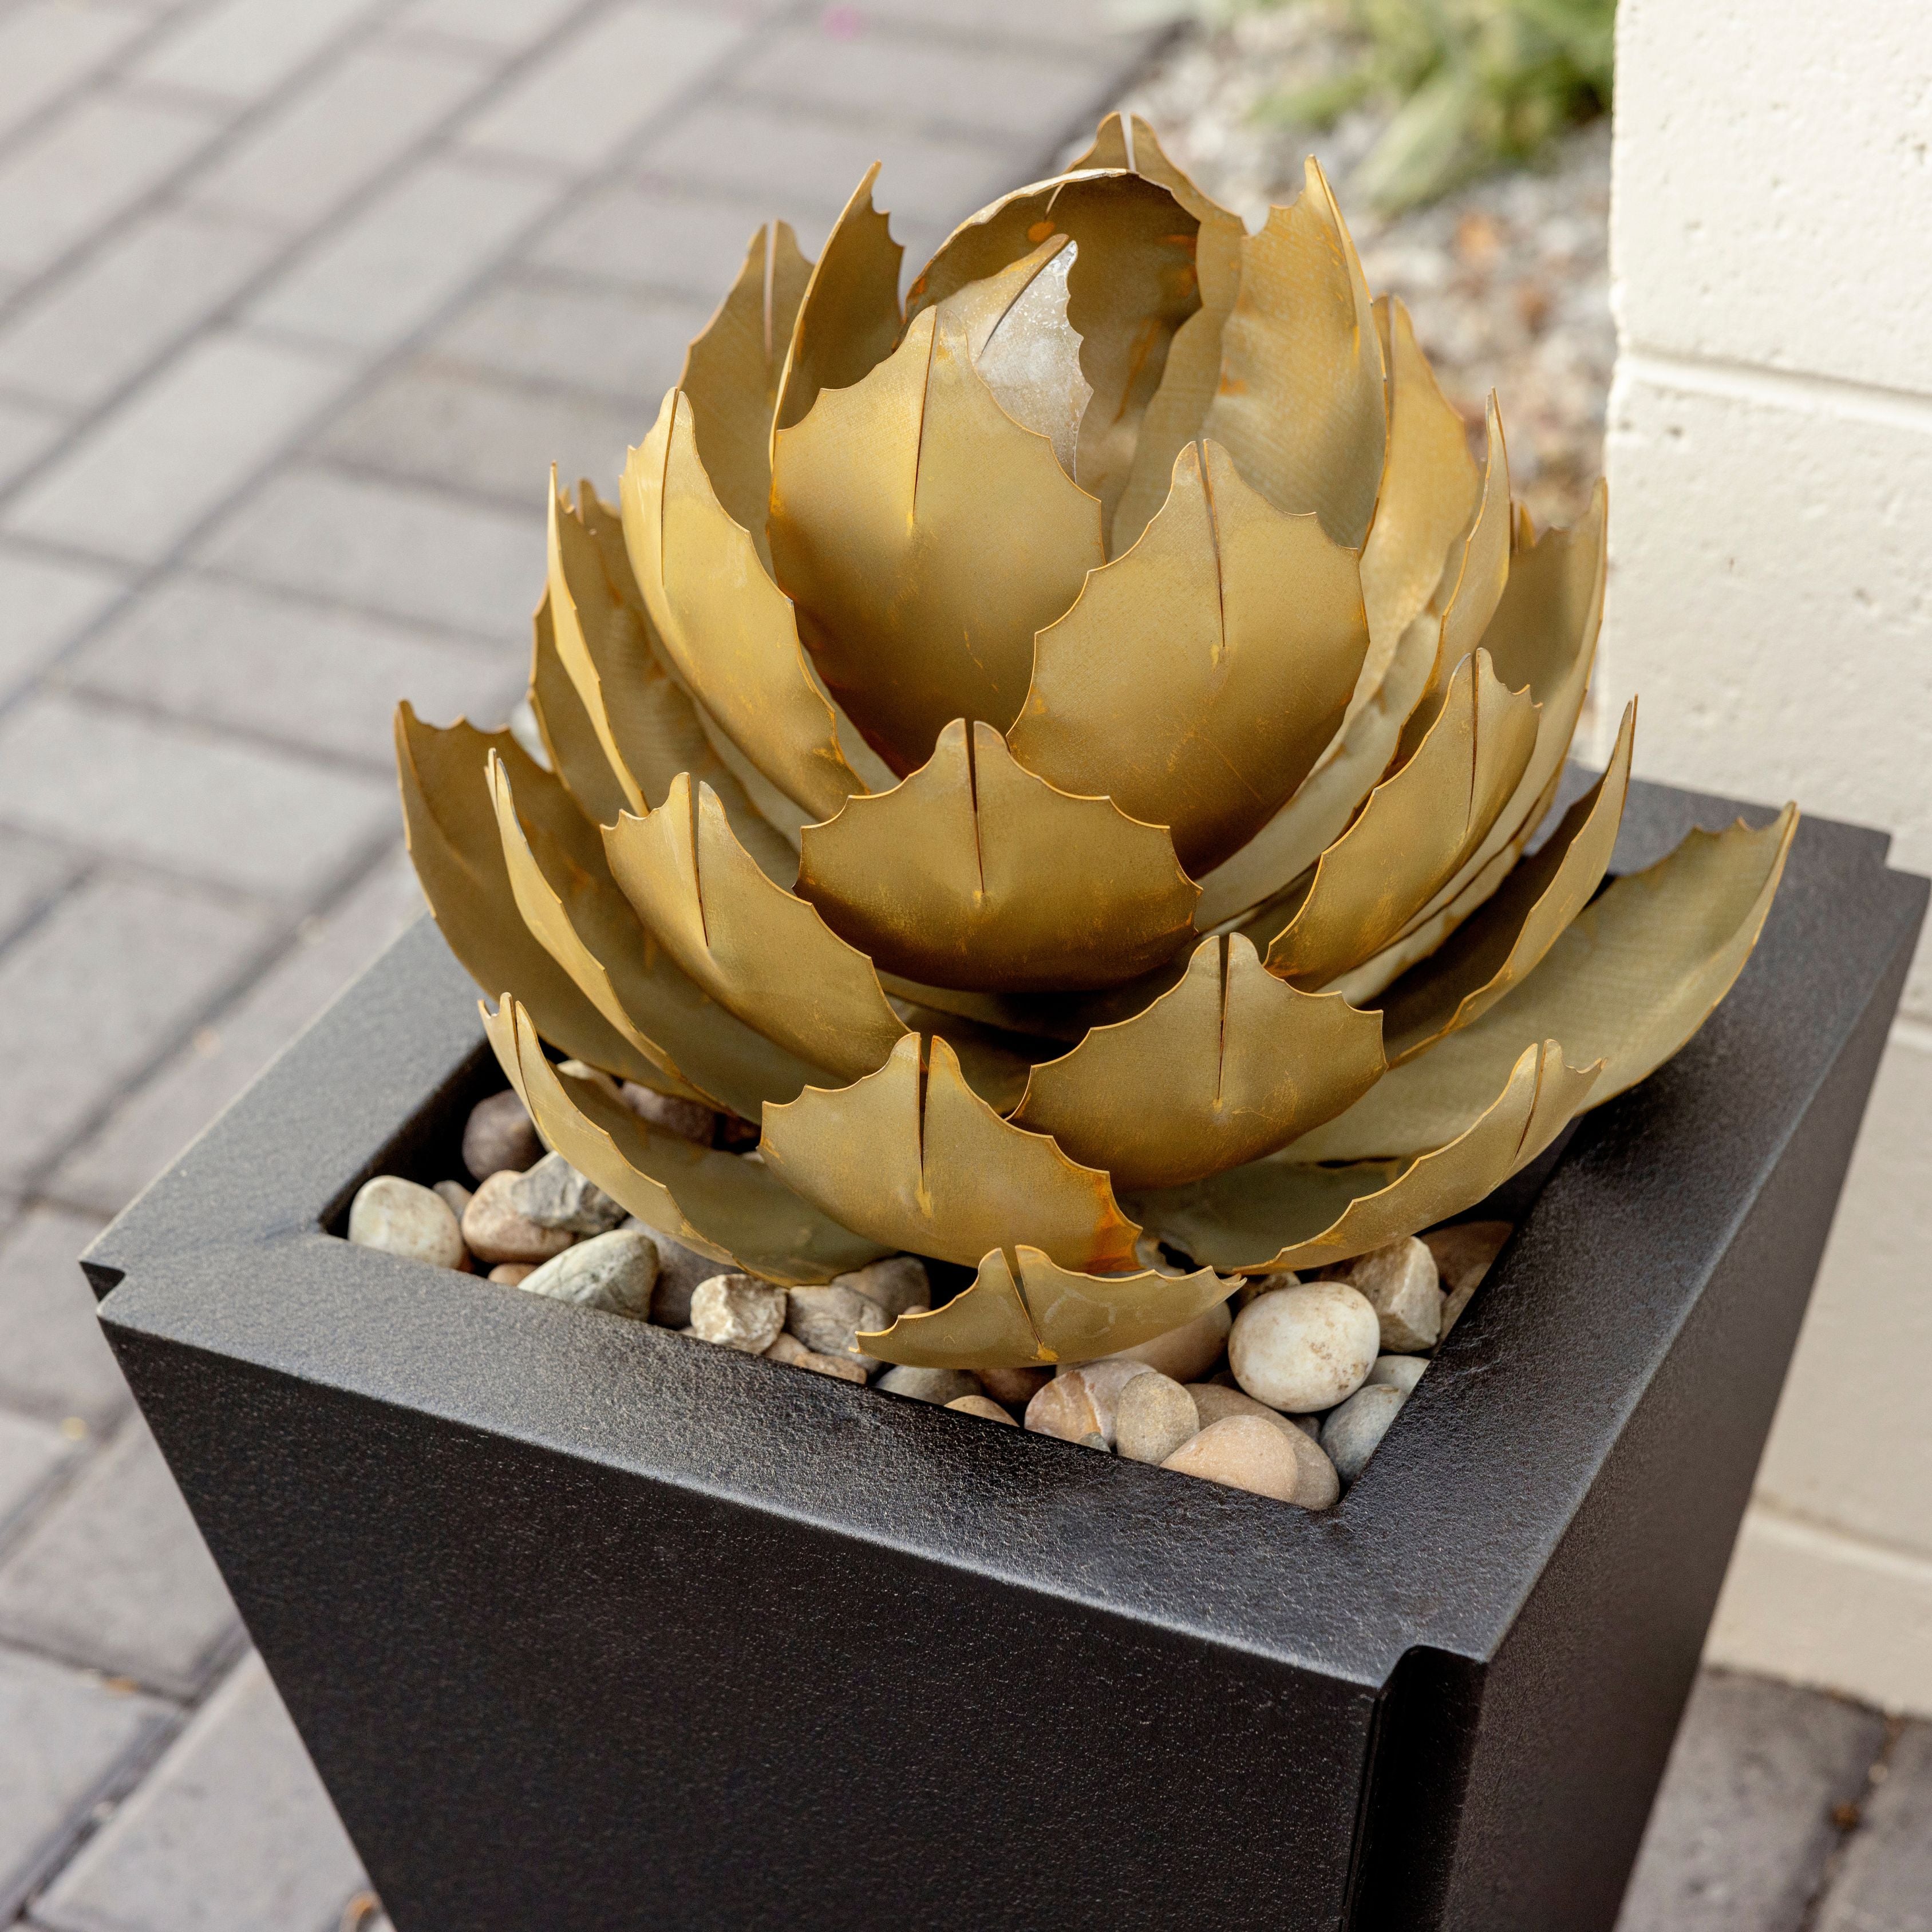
[86,778,1925,1932]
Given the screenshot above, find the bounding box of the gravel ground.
[1117,9,1612,531]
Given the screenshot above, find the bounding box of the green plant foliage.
[1228,0,1614,211]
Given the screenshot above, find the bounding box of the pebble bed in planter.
[349,1080,1511,1507]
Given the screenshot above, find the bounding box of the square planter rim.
[84,773,1926,1701]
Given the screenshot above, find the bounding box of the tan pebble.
[785,1285,888,1370]
[1161,1415,1305,1502]
[488,1263,536,1285]
[621,1082,718,1144]
[874,1366,982,1404]
[1186,1382,1308,1440]
[1228,1282,1380,1413]
[763,1332,867,1382]
[1345,1236,1444,1353]
[1101,1298,1232,1384]
[461,1090,541,1183]
[832,1255,931,1319]
[348,1176,465,1271]
[1115,1372,1200,1465]
[945,1394,1017,1425]
[1424,1220,1512,1298]
[461,1171,575,1266]
[1026,1376,1100,1443]
[689,1273,787,1353]
[1052,1358,1155,1446]
[977,1365,1051,1407]
[433,1178,473,1218]
[1078,1431,1111,1452]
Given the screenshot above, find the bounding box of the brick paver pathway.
[0,3,1923,1927]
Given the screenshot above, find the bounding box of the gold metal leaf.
[1010,934,1385,1188]
[679,219,813,564]
[1257,648,1540,986]
[529,590,631,830]
[622,388,866,821]
[602,773,906,1082]
[485,996,887,1285]
[768,305,1105,775]
[1136,1039,1599,1271]
[1435,394,1512,671]
[1380,700,1636,1062]
[396,704,661,1086]
[1200,156,1386,549]
[489,752,829,1121]
[1009,436,1368,875]
[761,1033,1143,1272]
[1290,807,1799,1163]
[795,718,1199,993]
[772,164,903,440]
[856,1249,1046,1369]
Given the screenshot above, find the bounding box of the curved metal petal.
[1257,647,1540,986]
[856,1249,1046,1369]
[602,773,907,1082]
[396,704,661,1085]
[529,589,630,829]
[1009,436,1368,875]
[761,1033,1143,1272]
[485,997,888,1285]
[768,305,1105,775]
[795,718,1199,993]
[1435,393,1512,671]
[1010,934,1385,1188]
[1199,156,1386,549]
[1288,806,1799,1163]
[622,387,866,821]
[679,218,813,564]
[1135,1039,1599,1271]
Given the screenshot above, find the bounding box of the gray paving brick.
[0,550,127,702]
[0,394,69,493]
[64,569,523,768]
[314,358,649,507]
[1815,1720,1932,1932]
[735,22,1115,144]
[34,1652,369,1932]
[0,1205,126,1433]
[0,1646,173,1925]
[187,39,489,232]
[0,90,222,282]
[460,0,745,169]
[0,826,84,950]
[430,274,705,398]
[0,206,283,413]
[393,0,586,52]
[521,176,779,298]
[1617,1669,1887,1932]
[0,1421,238,1698]
[0,692,396,900]
[0,2,155,148]
[53,847,427,1216]
[0,870,275,1185]
[247,155,558,355]
[854,0,1144,53]
[193,464,542,641]
[633,96,1013,228]
[0,1409,72,1546]
[5,332,350,563]
[132,0,389,103]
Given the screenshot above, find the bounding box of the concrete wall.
[1601,3,1932,1714]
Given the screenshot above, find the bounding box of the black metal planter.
[83,777,1924,1932]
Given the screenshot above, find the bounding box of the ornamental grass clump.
[396,115,1792,1374]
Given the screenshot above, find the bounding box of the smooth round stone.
[785,1285,890,1371]
[764,1332,868,1383]
[1322,1382,1408,1483]
[1345,1236,1444,1353]
[945,1394,1017,1425]
[876,1366,982,1405]
[832,1255,931,1320]
[509,1152,625,1236]
[461,1091,541,1183]
[461,1171,576,1266]
[1103,1299,1232,1384]
[621,1082,717,1145]
[348,1176,465,1271]
[1026,1374,1100,1444]
[977,1365,1052,1408]
[1228,1282,1380,1413]
[1368,1354,1428,1394]
[433,1178,473,1219]
[517,1229,659,1318]
[1115,1372,1200,1465]
[1161,1415,1305,1502]
[689,1274,787,1352]
[634,1224,716,1327]
[488,1262,535,1285]
[1187,1382,1314,1442]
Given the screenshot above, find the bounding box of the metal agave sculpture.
[396,114,1794,1372]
